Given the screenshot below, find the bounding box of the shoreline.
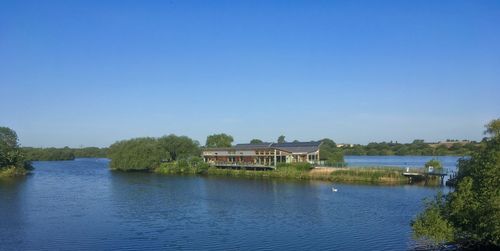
[0,167,29,178]
[153,166,442,186]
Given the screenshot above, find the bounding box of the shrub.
[276,162,312,171]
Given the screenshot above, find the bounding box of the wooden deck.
[403,171,447,185]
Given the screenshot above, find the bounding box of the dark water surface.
[0,158,450,250]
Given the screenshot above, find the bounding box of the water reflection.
[0,176,28,249]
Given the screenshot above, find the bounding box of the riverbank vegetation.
[108,135,200,171]
[108,133,442,185]
[0,127,32,177]
[22,146,108,161]
[319,138,345,164]
[412,119,500,249]
[153,159,414,184]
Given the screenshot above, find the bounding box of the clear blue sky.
[1,0,499,147]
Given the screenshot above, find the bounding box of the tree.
[108,134,201,171]
[108,137,170,171]
[205,133,233,148]
[320,138,344,164]
[0,127,19,149]
[250,139,263,144]
[425,159,443,172]
[412,193,454,245]
[158,134,200,161]
[0,126,31,175]
[484,118,500,137]
[277,135,286,144]
[412,121,500,248]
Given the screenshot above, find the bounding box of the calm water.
[0,157,454,250]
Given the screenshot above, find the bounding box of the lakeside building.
[202,141,322,167]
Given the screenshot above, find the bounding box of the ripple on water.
[0,158,444,250]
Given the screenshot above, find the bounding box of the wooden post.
[274,149,277,167]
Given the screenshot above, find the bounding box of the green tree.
[412,121,500,248]
[23,147,75,161]
[158,134,200,161]
[0,127,19,168]
[250,139,263,144]
[277,135,286,144]
[108,137,169,171]
[412,193,455,244]
[484,118,500,137]
[205,133,233,148]
[320,138,344,164]
[425,159,443,172]
[0,126,31,176]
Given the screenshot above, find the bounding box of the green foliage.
[413,121,500,248]
[484,118,500,137]
[158,134,201,161]
[205,133,233,148]
[73,147,108,158]
[168,165,407,184]
[205,167,310,180]
[412,193,455,244]
[277,135,286,144]
[108,135,200,171]
[22,146,108,161]
[154,156,210,175]
[0,126,31,176]
[342,140,480,156]
[276,162,312,171]
[425,159,443,172]
[320,138,345,164]
[250,139,263,144]
[0,166,29,178]
[108,137,169,171]
[23,147,75,161]
[330,167,407,184]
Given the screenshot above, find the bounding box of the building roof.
[233,143,273,150]
[271,141,322,154]
[203,141,321,154]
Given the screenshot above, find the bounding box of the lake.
[0,157,456,250]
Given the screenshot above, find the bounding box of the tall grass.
[329,167,407,184]
[154,162,441,186]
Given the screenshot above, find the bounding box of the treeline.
[1,127,32,177]
[341,140,482,156]
[22,147,108,161]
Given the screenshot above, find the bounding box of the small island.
[106,133,444,185]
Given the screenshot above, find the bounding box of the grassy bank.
[153,161,440,185]
[0,166,29,178]
[328,167,408,184]
[205,166,412,184]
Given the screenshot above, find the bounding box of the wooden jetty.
[403,170,447,185]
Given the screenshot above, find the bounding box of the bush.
[108,137,169,171]
[276,162,312,171]
[108,134,201,172]
[154,157,209,175]
[412,120,500,248]
[0,126,31,176]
